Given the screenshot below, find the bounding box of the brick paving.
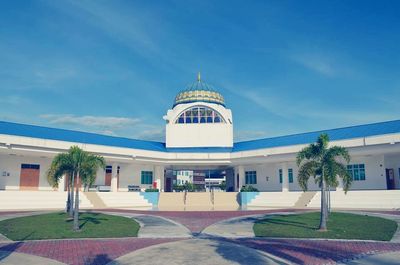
[0,238,183,265]
[102,208,310,233]
[1,209,400,264]
[225,238,400,265]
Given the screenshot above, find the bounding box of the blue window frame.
[245,171,257,184]
[141,171,153,184]
[347,164,365,181]
[288,168,294,183]
[21,164,40,170]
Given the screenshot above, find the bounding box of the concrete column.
[282,163,289,192]
[154,165,165,191]
[111,163,118,192]
[337,177,343,191]
[58,174,66,192]
[238,165,245,189]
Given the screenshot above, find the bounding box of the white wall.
[240,154,388,192]
[165,102,233,148]
[0,153,53,190]
[384,154,400,189]
[348,155,386,190]
[243,163,320,192]
[117,163,154,191]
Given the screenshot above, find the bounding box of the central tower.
[164,75,233,148]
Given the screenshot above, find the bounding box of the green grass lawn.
[0,212,140,241]
[254,212,398,241]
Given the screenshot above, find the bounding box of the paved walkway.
[343,251,400,264]
[1,209,400,265]
[102,209,306,233]
[109,239,289,265]
[0,250,65,265]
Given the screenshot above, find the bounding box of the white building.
[0,76,400,198]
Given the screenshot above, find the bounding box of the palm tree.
[69,146,105,231]
[48,146,105,231]
[296,133,352,231]
[47,153,74,214]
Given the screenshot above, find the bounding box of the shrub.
[240,185,259,192]
[173,185,184,192]
[145,188,159,192]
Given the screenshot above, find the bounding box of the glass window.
[245,171,257,184]
[21,164,40,170]
[141,171,153,184]
[279,169,282,183]
[175,106,225,124]
[347,164,366,181]
[288,168,294,183]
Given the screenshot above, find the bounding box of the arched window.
[175,106,226,124]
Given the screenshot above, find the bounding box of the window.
[347,164,365,181]
[175,106,225,124]
[288,168,294,183]
[21,164,40,170]
[141,171,153,184]
[105,166,112,174]
[279,169,282,183]
[245,171,257,184]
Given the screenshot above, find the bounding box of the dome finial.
[197,72,201,82]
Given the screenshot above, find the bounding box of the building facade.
[1,77,400,193]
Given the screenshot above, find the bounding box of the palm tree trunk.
[73,171,80,231]
[66,175,70,213]
[319,173,328,231]
[69,172,75,217]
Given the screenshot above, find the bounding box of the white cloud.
[0,95,27,105]
[39,114,141,136]
[40,114,140,128]
[234,130,267,141]
[39,114,167,141]
[291,53,335,77]
[135,127,165,142]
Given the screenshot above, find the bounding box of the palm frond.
[297,160,319,191]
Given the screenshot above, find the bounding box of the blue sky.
[0,0,399,142]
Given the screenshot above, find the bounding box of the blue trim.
[140,192,159,207]
[173,99,225,108]
[1,119,400,153]
[240,192,260,208]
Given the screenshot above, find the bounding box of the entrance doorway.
[20,164,40,190]
[164,167,234,192]
[386,168,395,190]
[105,166,112,186]
[165,178,172,192]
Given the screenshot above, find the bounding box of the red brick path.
[226,238,400,265]
[0,238,183,265]
[102,208,310,233]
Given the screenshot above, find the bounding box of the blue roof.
[0,119,399,153]
[0,121,166,152]
[233,119,400,152]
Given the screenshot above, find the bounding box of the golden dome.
[173,75,225,107]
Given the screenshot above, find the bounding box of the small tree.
[48,146,105,231]
[47,153,74,214]
[296,133,352,231]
